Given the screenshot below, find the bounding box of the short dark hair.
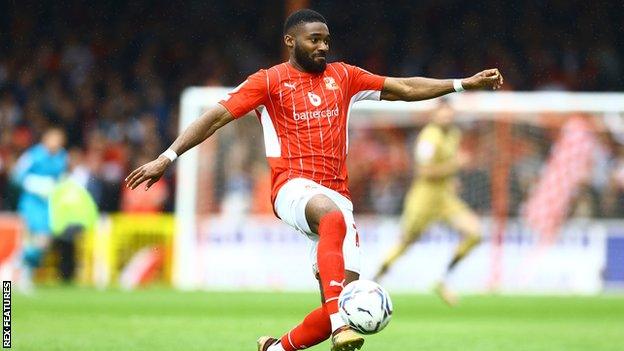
[283,9,327,35]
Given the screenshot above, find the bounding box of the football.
[338,279,393,335]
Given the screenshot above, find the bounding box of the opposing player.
[373,99,482,306]
[12,127,68,290]
[125,9,503,351]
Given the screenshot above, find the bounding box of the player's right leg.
[258,304,330,351]
[307,195,364,351]
[304,195,348,326]
[327,270,363,351]
[262,178,364,351]
[259,269,362,351]
[304,194,364,350]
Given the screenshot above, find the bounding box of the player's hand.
[125,156,171,191]
[462,68,504,91]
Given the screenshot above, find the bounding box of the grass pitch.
[13,286,624,351]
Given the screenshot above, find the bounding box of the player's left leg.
[436,198,482,305]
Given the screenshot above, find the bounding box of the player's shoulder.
[240,65,282,90]
[262,62,298,75]
[328,62,362,75]
[257,62,296,84]
[29,144,46,156]
[246,62,288,79]
[322,62,370,84]
[246,67,269,80]
[21,144,47,165]
[329,61,350,69]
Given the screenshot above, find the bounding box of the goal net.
[174,88,624,293]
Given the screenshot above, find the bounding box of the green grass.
[12,286,624,351]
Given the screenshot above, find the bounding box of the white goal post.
[174,88,624,292]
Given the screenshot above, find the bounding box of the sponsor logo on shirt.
[284,82,297,90]
[308,92,322,107]
[293,107,340,121]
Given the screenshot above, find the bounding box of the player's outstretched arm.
[381,68,503,101]
[125,104,234,190]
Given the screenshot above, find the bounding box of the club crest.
[324,77,339,90]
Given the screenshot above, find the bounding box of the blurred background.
[3,2,624,351]
[0,1,623,291]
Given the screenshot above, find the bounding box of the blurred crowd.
[343,119,624,218]
[318,1,623,91]
[1,1,623,214]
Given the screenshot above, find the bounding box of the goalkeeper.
[374,99,482,306]
[11,127,67,290]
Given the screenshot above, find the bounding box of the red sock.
[317,210,347,314]
[277,211,346,351]
[280,305,331,351]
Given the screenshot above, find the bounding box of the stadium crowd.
[1,1,623,216]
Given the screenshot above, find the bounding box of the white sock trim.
[287,331,296,350]
[329,312,347,332]
[267,341,286,351]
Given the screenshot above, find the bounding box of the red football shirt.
[219,62,386,204]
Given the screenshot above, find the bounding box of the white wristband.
[453,79,465,93]
[161,149,178,162]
